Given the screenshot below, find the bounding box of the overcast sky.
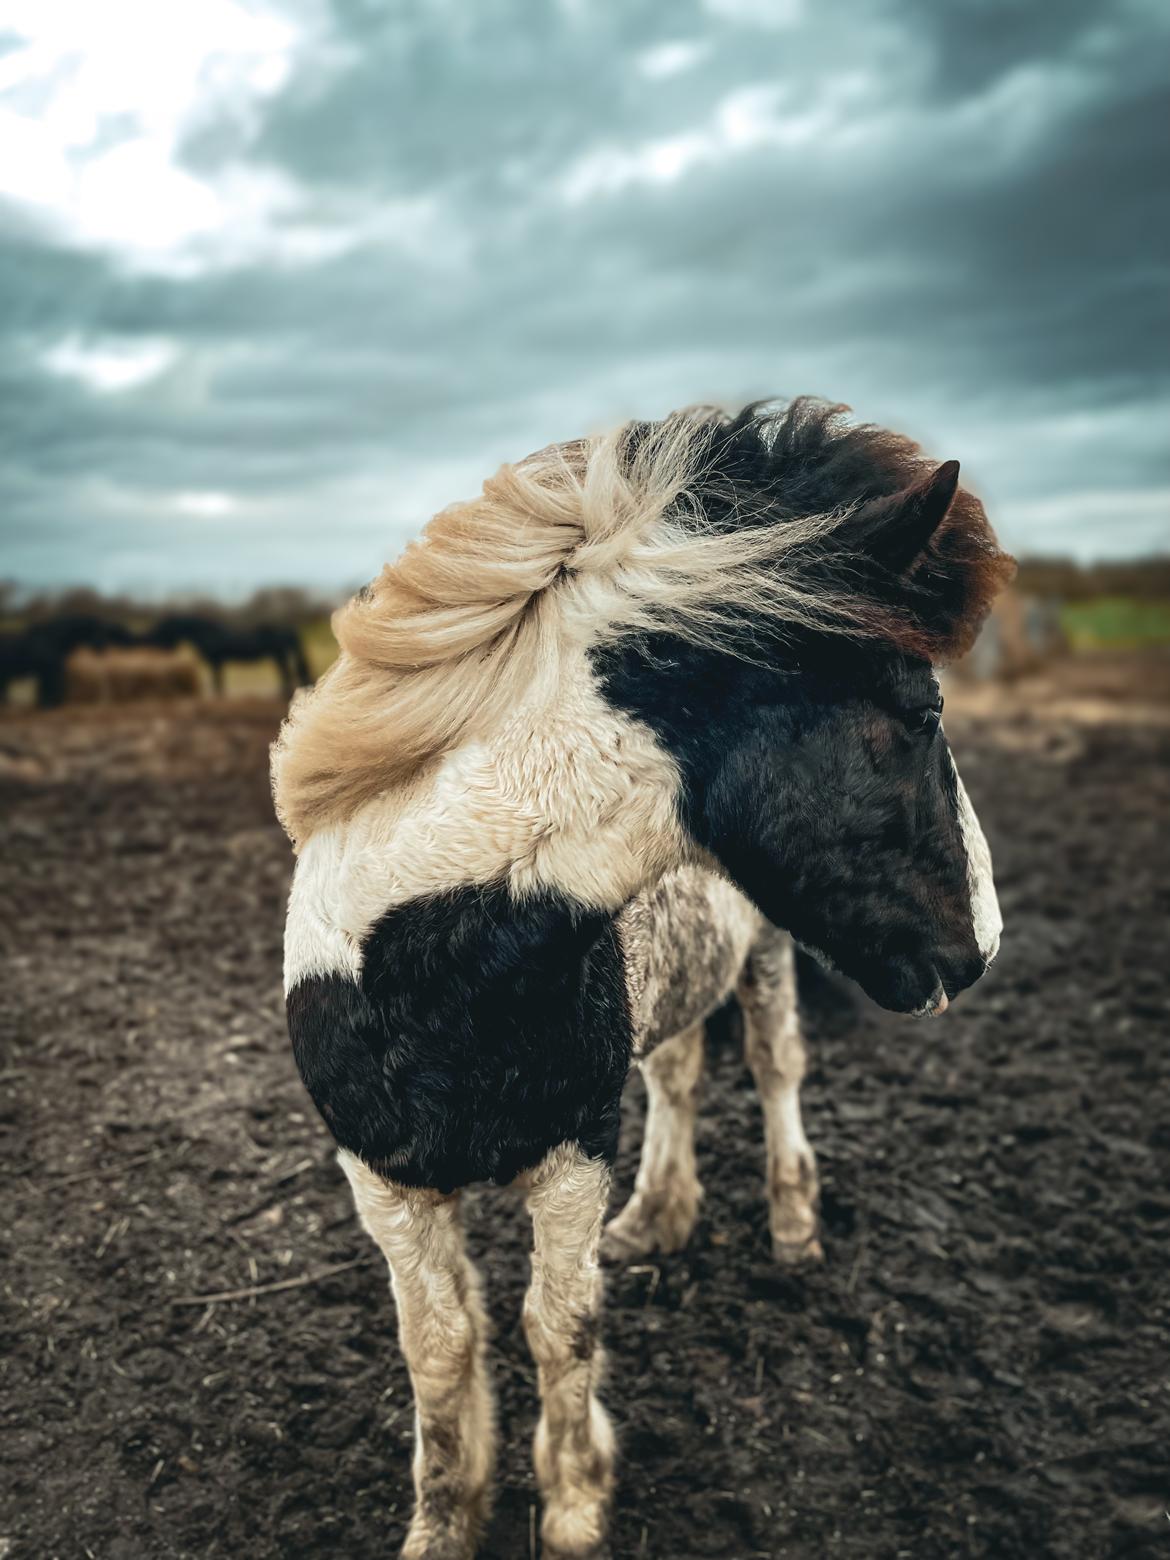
[1,0,1167,597]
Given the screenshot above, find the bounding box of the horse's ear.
[874,460,961,574]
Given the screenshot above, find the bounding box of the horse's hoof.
[601,1217,654,1261]
[401,1543,473,1560]
[772,1233,824,1265]
[602,1193,698,1261]
[400,1525,476,1560]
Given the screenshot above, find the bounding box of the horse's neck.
[284,659,687,992]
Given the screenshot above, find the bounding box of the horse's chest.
[619,867,763,1054]
[287,883,634,1192]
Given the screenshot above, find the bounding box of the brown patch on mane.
[900,485,1017,661]
[698,398,1015,663]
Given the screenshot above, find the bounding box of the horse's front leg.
[523,1145,615,1560]
[601,1022,704,1259]
[341,1152,495,1560]
[738,930,822,1263]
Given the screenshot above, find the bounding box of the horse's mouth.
[795,941,960,1018]
[912,984,949,1018]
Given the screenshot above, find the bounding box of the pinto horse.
[272,398,1014,1560]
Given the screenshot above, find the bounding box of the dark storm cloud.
[1,0,1167,593]
[898,0,1120,96]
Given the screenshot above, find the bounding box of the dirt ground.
[2,656,1168,1560]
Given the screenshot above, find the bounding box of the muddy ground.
[2,658,1168,1560]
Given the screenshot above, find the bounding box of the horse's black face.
[706,647,999,1013]
[596,637,1001,1016]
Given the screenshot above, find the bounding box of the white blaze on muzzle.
[949,752,1002,964]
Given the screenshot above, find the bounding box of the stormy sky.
[1,0,1167,597]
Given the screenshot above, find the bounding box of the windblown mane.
[272,399,1013,845]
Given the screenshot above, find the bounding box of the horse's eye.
[909,692,943,734]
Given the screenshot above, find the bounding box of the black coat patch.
[287,886,631,1192]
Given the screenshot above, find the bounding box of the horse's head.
[607,634,999,1015]
[594,403,1014,1016]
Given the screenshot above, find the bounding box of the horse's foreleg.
[341,1152,495,1560]
[523,1145,615,1560]
[602,1022,703,1259]
[738,931,822,1263]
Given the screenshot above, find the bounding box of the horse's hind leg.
[738,930,823,1264]
[601,1022,703,1260]
[340,1152,495,1560]
[523,1145,615,1560]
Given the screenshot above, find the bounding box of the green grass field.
[1060,597,1170,650]
[301,615,339,677]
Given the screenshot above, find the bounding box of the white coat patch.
[282,651,687,995]
[950,752,1002,963]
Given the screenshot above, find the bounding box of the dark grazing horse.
[271,398,1015,1560]
[0,633,58,708]
[147,615,311,697]
[0,615,136,707]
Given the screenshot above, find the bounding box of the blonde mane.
[271,405,1008,846]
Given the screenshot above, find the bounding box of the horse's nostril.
[943,953,991,998]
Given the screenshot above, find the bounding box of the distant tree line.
[1013,556,1170,602]
[2,556,1168,638]
[0,583,345,633]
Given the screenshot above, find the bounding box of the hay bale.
[65,648,201,703]
[64,648,107,704]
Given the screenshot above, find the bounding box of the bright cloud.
[173,491,239,519]
[560,78,875,202]
[0,0,309,269]
[42,334,178,392]
[637,40,710,80]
